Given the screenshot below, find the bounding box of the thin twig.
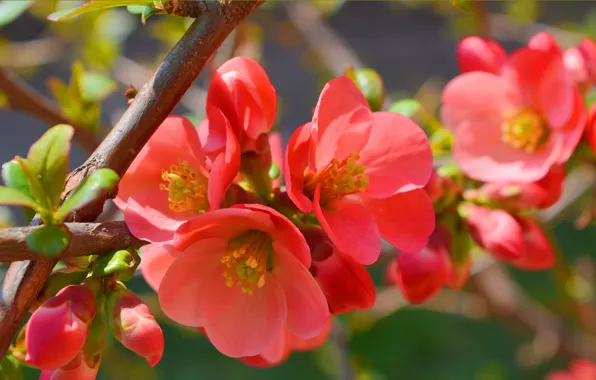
[0,221,142,262]
[0,0,262,359]
[0,67,100,152]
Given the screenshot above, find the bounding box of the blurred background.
[2,1,596,379]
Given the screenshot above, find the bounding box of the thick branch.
[0,222,142,262]
[0,67,99,152]
[0,0,262,359]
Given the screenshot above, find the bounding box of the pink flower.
[388,227,451,304]
[547,359,596,380]
[39,354,99,380]
[26,285,96,370]
[200,56,277,155]
[115,115,239,243]
[585,102,596,156]
[457,36,507,74]
[148,204,329,358]
[106,289,164,366]
[285,76,435,265]
[442,35,586,183]
[510,217,555,270]
[463,205,525,261]
[564,39,596,90]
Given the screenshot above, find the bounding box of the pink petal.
[358,112,433,197]
[174,208,275,252]
[453,116,558,183]
[115,116,204,208]
[313,189,381,265]
[554,90,587,164]
[312,76,372,170]
[285,123,314,212]
[456,36,507,74]
[528,32,562,55]
[269,132,283,189]
[258,332,289,364]
[363,189,435,253]
[140,243,176,292]
[273,246,330,339]
[124,189,197,243]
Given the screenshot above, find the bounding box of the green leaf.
[2,160,34,200]
[91,249,133,279]
[26,224,70,257]
[389,99,422,118]
[0,0,33,28]
[0,354,23,380]
[127,5,147,14]
[25,124,74,211]
[81,72,118,102]
[55,169,119,222]
[47,0,151,21]
[0,186,40,209]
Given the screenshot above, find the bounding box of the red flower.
[442,33,586,182]
[285,76,434,265]
[564,39,596,90]
[547,359,596,380]
[457,36,507,74]
[510,217,555,270]
[39,353,99,380]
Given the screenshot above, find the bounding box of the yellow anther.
[159,159,209,213]
[501,110,549,153]
[220,231,273,295]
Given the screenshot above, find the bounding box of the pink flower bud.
[564,39,596,89]
[456,36,507,74]
[26,285,96,370]
[528,32,562,55]
[511,217,555,270]
[463,205,525,261]
[39,353,99,380]
[107,290,164,367]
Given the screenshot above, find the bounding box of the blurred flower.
[456,36,507,74]
[564,38,596,91]
[510,217,555,270]
[149,204,329,358]
[285,76,434,265]
[442,33,586,183]
[39,353,99,380]
[585,102,596,156]
[26,285,97,370]
[114,115,240,243]
[547,359,596,380]
[106,289,164,367]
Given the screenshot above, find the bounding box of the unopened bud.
[344,67,385,112]
[39,353,99,380]
[91,249,136,280]
[32,269,88,311]
[125,85,138,105]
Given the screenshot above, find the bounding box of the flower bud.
[39,353,99,380]
[90,249,135,280]
[462,205,525,261]
[586,103,596,156]
[528,32,561,55]
[32,269,88,310]
[511,217,555,270]
[106,289,164,367]
[564,38,596,90]
[26,285,96,370]
[456,36,507,74]
[240,133,273,199]
[344,67,385,112]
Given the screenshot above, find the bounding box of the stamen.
[220,230,273,296]
[501,110,549,153]
[159,159,209,213]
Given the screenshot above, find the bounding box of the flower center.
[501,110,549,153]
[221,230,273,295]
[304,153,369,204]
[159,159,209,213]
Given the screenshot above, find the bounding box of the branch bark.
[0,222,142,262]
[0,0,262,359]
[0,67,100,152]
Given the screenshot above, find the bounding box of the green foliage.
[91,249,136,280]
[345,67,385,112]
[0,0,33,28]
[56,168,119,222]
[0,354,23,380]
[47,0,151,22]
[389,99,422,118]
[26,224,70,257]
[0,187,40,210]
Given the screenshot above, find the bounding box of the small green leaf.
[26,124,74,211]
[91,249,133,279]
[0,186,40,209]
[2,160,34,200]
[26,224,70,257]
[0,354,23,380]
[389,99,422,118]
[0,0,33,28]
[81,72,118,102]
[55,169,119,222]
[47,0,151,22]
[127,5,147,14]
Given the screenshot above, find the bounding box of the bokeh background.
[2,1,596,379]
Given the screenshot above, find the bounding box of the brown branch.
[0,0,262,359]
[0,67,100,152]
[0,222,142,262]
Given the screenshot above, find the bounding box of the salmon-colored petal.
[115,116,204,207]
[312,76,372,170]
[441,71,521,134]
[394,248,449,304]
[290,318,332,351]
[239,204,311,267]
[202,276,287,358]
[528,32,562,55]
[274,247,329,339]
[554,90,587,164]
[158,249,223,327]
[362,189,435,253]
[545,372,573,380]
[174,208,275,252]
[314,189,381,265]
[453,117,558,183]
[124,190,197,243]
[359,112,433,197]
[456,36,507,74]
[140,243,176,292]
[511,218,555,270]
[285,123,314,212]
